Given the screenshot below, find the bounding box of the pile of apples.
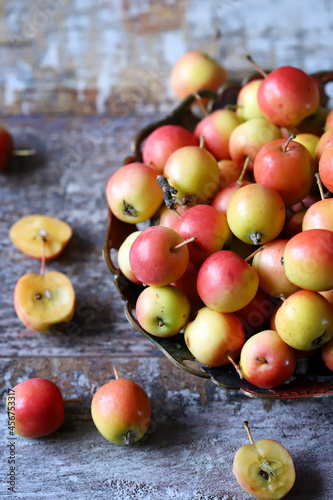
[106,50,333,394]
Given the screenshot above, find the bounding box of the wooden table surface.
[1,1,333,499]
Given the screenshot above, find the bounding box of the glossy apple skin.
[228,117,282,170]
[154,204,190,231]
[163,145,220,202]
[293,133,320,160]
[314,127,333,161]
[106,162,163,223]
[194,109,243,160]
[129,226,189,286]
[142,125,198,174]
[136,285,190,337]
[233,438,296,500]
[236,288,275,336]
[275,290,333,350]
[318,143,333,192]
[226,183,286,245]
[170,51,227,100]
[302,199,333,231]
[184,307,245,366]
[283,229,333,291]
[6,378,64,438]
[14,271,76,333]
[236,79,265,121]
[253,139,315,206]
[217,159,249,189]
[239,330,296,388]
[0,126,14,170]
[91,379,151,445]
[322,337,333,371]
[252,239,299,298]
[257,66,319,127]
[197,250,259,313]
[175,204,231,265]
[212,180,252,215]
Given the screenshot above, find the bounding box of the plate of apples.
[103,51,333,400]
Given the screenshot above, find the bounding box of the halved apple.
[233,422,295,500]
[9,215,72,259]
[14,271,76,333]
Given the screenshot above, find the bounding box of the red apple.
[236,288,275,336]
[142,125,198,174]
[315,127,333,161]
[322,337,333,371]
[212,180,252,215]
[302,198,333,231]
[318,143,333,192]
[0,125,14,170]
[129,225,189,286]
[257,66,319,127]
[6,378,64,438]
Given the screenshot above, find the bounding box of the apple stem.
[227,354,244,379]
[280,294,286,302]
[284,134,296,153]
[199,134,205,148]
[13,148,36,156]
[173,236,196,250]
[244,246,263,263]
[193,92,209,118]
[113,366,119,380]
[237,156,250,186]
[157,175,179,212]
[209,27,221,58]
[315,173,326,200]
[246,55,268,78]
[243,421,255,445]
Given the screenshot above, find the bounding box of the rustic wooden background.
[1,1,333,499]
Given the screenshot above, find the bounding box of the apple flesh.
[233,421,296,500]
[6,378,64,438]
[136,285,190,337]
[14,271,76,333]
[91,376,151,445]
[9,215,72,259]
[184,306,245,367]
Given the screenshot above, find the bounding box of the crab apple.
[142,124,198,174]
[275,290,333,350]
[136,285,190,337]
[315,127,333,161]
[194,109,243,160]
[91,372,151,445]
[322,337,333,371]
[217,159,249,189]
[172,261,203,312]
[184,306,245,367]
[239,330,297,388]
[163,145,220,203]
[14,271,76,333]
[284,209,307,239]
[228,117,282,170]
[227,183,286,245]
[106,162,163,224]
[236,79,265,121]
[253,137,315,206]
[233,421,296,500]
[154,204,190,231]
[257,66,319,127]
[252,240,299,298]
[293,133,320,160]
[291,105,327,137]
[170,51,227,101]
[318,143,333,192]
[175,204,231,265]
[117,231,142,284]
[302,198,333,231]
[236,288,275,336]
[129,226,189,286]
[9,215,72,260]
[0,125,14,170]
[197,250,259,313]
[6,378,64,438]
[212,180,252,215]
[283,229,333,291]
